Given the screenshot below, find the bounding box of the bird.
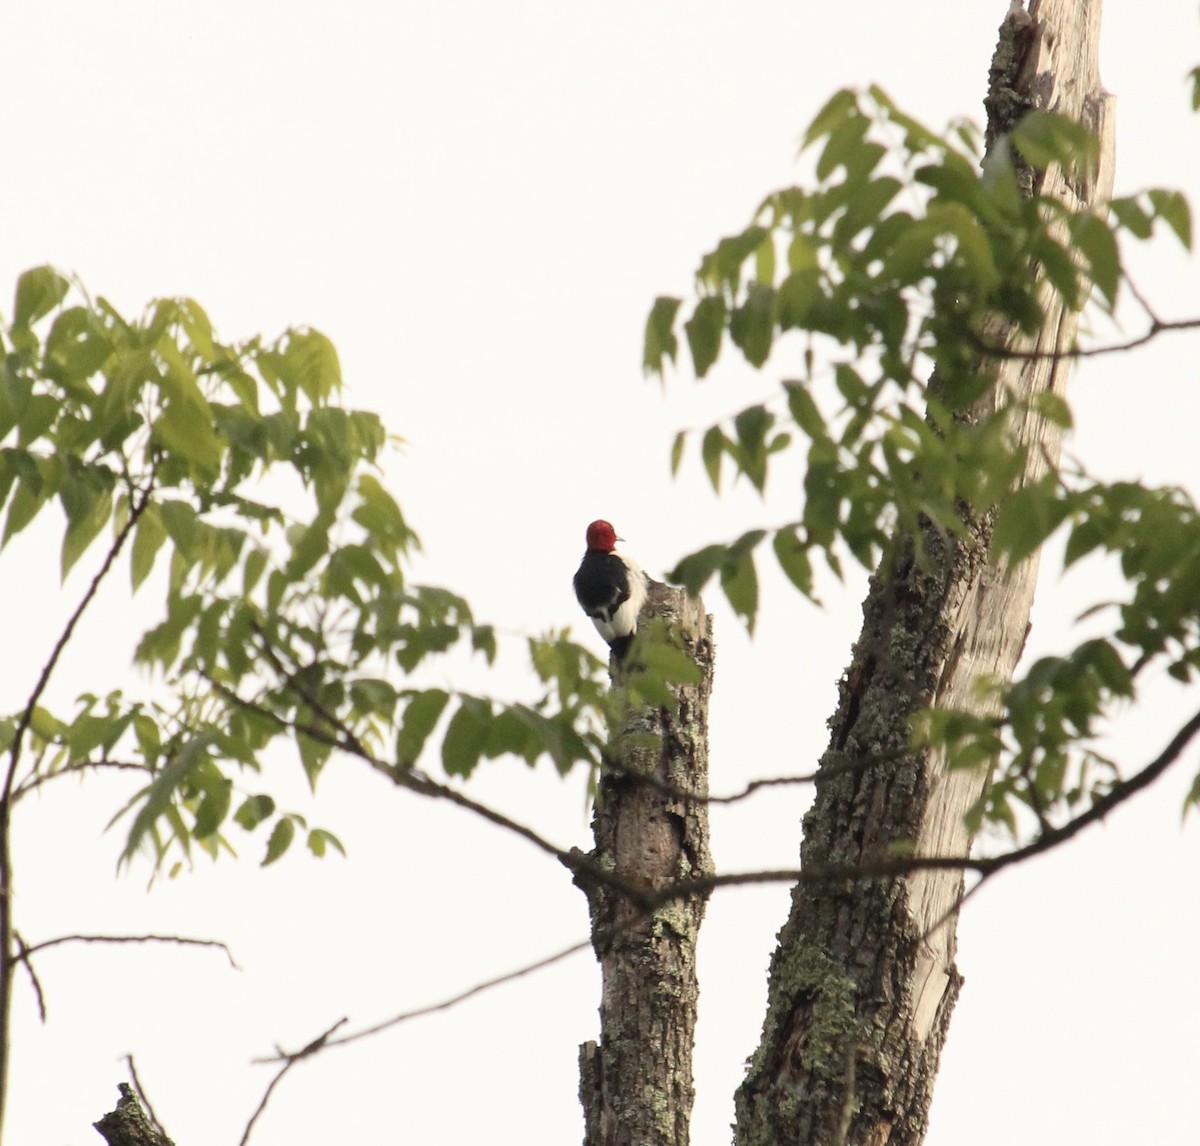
[573,519,649,661]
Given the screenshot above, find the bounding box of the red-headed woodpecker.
[573,519,649,661]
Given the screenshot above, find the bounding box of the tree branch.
[239,1018,348,1146]
[0,471,156,1142]
[19,932,240,968]
[4,475,156,804]
[240,698,1199,1092]
[13,757,154,802]
[203,676,657,907]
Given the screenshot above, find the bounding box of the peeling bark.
[734,3,1114,1145]
[577,584,714,1146]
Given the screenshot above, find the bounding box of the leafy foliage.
[1,271,700,873]
[645,87,1200,839]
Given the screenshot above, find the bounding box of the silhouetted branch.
[203,675,655,906]
[239,1018,348,1146]
[255,939,593,1063]
[21,932,240,968]
[124,1056,172,1144]
[13,757,155,802]
[11,932,45,1022]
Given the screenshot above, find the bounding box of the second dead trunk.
[734,2,1114,1144]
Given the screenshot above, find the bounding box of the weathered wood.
[577,584,714,1146]
[734,3,1115,1144]
[94,1084,175,1146]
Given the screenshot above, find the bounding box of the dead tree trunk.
[577,584,714,1146]
[94,1085,174,1146]
[734,3,1114,1144]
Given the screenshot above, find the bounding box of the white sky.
[3,2,1200,1144]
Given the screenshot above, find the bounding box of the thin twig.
[5,475,156,804]
[204,676,654,906]
[13,757,154,802]
[124,1055,172,1144]
[22,932,240,969]
[255,937,594,1064]
[11,932,46,1022]
[246,701,1200,1075]
[971,314,1200,363]
[239,1018,348,1146]
[600,748,888,807]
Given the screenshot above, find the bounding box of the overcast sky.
[3,3,1200,1144]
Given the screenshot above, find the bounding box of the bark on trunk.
[733,3,1114,1145]
[577,584,714,1146]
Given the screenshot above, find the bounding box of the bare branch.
[13,757,154,802]
[204,676,654,905]
[21,932,240,970]
[5,474,156,804]
[255,938,593,1063]
[239,1019,348,1146]
[972,314,1200,363]
[124,1055,172,1144]
[11,932,46,1022]
[243,701,1200,1079]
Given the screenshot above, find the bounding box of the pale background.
[2,3,1199,1144]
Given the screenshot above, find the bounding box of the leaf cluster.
[644,87,1200,837]
[0,271,666,873]
[646,88,1190,633]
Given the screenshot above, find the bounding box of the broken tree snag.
[577,583,714,1146]
[734,3,1115,1146]
[94,1084,175,1146]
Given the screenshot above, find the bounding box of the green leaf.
[1070,213,1120,308]
[803,88,858,152]
[131,504,169,591]
[815,108,871,182]
[153,390,223,478]
[992,480,1071,564]
[685,296,726,378]
[729,284,775,368]
[284,329,341,403]
[122,734,212,863]
[776,267,821,330]
[441,697,490,777]
[637,639,702,686]
[193,773,233,839]
[234,794,276,830]
[352,473,414,559]
[669,543,727,595]
[1109,196,1153,240]
[1148,189,1192,250]
[783,381,828,441]
[1032,390,1074,430]
[700,426,725,493]
[644,296,682,375]
[670,431,686,478]
[13,266,70,328]
[754,233,777,286]
[1012,110,1098,177]
[703,226,770,290]
[721,543,761,632]
[307,827,346,858]
[263,817,296,865]
[60,476,114,580]
[2,468,54,547]
[773,527,815,598]
[243,547,268,596]
[732,404,773,492]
